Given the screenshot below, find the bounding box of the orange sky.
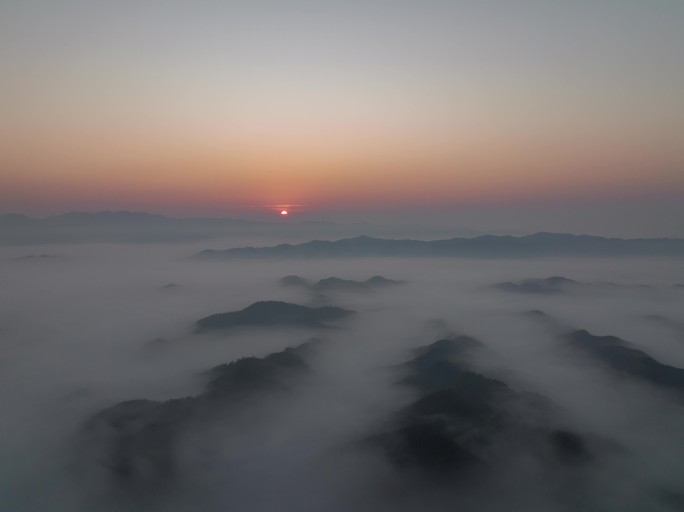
[1,0,683,217]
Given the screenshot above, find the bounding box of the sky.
[1,0,683,233]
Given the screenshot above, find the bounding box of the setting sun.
[280,210,288,216]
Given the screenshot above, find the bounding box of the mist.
[1,237,683,511]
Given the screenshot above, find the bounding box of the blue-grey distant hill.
[492,276,655,294]
[0,211,257,245]
[0,211,480,246]
[197,233,684,259]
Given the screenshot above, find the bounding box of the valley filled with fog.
[1,237,683,511]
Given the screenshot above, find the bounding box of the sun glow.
[280,210,288,216]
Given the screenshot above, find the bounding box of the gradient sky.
[1,0,683,233]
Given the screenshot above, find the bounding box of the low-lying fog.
[1,239,683,511]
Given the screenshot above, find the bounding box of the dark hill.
[565,329,684,392]
[524,311,684,394]
[194,301,354,333]
[279,275,404,292]
[370,335,591,475]
[81,341,316,489]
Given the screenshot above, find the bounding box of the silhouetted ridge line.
[197,233,684,259]
[523,311,684,394]
[564,329,684,393]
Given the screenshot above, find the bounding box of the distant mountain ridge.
[197,233,684,259]
[0,211,261,245]
[0,210,257,227]
[0,211,481,246]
